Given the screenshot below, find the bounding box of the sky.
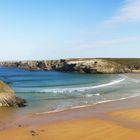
[0,0,140,60]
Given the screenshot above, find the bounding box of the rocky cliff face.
[0,81,26,107]
[65,59,131,74]
[0,58,131,74]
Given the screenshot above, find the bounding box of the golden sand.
[110,108,140,122]
[1,108,140,140]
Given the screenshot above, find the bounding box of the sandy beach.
[1,95,140,140]
[1,73,140,140]
[1,114,140,140]
[0,0,140,138]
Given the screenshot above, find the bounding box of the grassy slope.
[104,58,140,65]
[0,81,14,94]
[103,58,140,69]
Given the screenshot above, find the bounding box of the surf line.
[41,78,125,93]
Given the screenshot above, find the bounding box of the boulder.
[0,81,26,107]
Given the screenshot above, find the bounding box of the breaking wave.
[40,78,125,93]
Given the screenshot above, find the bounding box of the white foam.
[95,93,100,96]
[120,74,140,83]
[85,94,94,97]
[35,93,140,115]
[119,74,128,79]
[130,79,140,83]
[40,78,125,93]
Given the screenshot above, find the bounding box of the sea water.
[0,66,140,115]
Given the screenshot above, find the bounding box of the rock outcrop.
[64,59,131,74]
[0,58,131,74]
[0,81,26,107]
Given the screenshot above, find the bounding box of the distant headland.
[1,58,140,74]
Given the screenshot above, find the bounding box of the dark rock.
[15,97,26,107]
[30,130,39,136]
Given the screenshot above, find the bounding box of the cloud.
[105,0,140,25]
[93,36,140,47]
[82,0,140,37]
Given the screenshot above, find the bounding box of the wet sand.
[1,108,140,140]
[1,73,140,139]
[1,94,140,139]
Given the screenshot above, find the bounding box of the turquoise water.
[0,67,140,114]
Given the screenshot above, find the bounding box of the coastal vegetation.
[0,81,26,107]
[104,58,140,70]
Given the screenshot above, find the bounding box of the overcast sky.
[0,0,140,60]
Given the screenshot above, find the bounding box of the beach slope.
[1,108,140,140]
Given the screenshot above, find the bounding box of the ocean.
[0,66,140,115]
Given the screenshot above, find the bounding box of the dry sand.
[1,109,140,140]
[1,106,140,139]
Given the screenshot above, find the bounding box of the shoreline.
[1,72,140,139]
[1,94,140,139]
[0,73,140,130]
[2,92,140,130]
[34,92,140,116]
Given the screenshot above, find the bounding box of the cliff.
[0,58,132,74]
[0,81,26,107]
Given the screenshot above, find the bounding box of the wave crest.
[40,78,125,93]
